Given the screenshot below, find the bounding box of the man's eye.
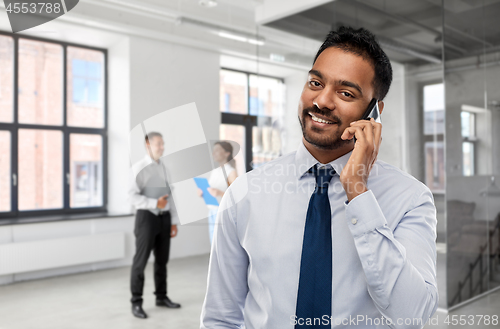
[309,81,321,87]
[341,91,353,98]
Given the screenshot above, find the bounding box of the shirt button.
[351,218,358,225]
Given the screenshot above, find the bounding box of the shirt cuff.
[170,215,180,225]
[344,190,387,237]
[148,198,158,210]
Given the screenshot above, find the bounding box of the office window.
[18,129,63,210]
[461,111,475,138]
[224,93,230,112]
[0,131,10,212]
[249,74,284,117]
[18,39,63,126]
[70,134,102,208]
[462,142,474,176]
[249,96,262,115]
[424,141,445,192]
[423,83,445,135]
[220,70,247,114]
[67,47,105,128]
[423,83,445,192]
[0,35,14,123]
[0,31,107,220]
[461,111,476,176]
[72,60,100,103]
[219,69,284,172]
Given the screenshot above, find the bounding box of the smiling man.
[200,27,438,329]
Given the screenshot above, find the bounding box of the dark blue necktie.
[295,164,335,328]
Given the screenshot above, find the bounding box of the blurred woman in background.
[199,141,237,245]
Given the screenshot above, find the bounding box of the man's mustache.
[302,106,342,125]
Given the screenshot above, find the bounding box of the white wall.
[0,226,14,285]
[0,216,135,284]
[129,37,220,141]
[108,37,131,214]
[283,72,307,154]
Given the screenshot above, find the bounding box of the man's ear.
[378,101,384,115]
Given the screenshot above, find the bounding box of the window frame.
[220,68,283,172]
[0,30,108,221]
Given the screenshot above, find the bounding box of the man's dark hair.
[313,26,392,101]
[145,131,162,143]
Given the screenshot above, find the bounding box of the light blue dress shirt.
[200,141,438,328]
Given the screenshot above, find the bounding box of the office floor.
[0,253,499,329]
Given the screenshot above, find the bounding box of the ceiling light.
[218,31,247,42]
[248,38,265,46]
[178,17,265,46]
[199,0,218,8]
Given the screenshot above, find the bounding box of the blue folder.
[194,177,219,206]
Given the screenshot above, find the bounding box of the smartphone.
[360,98,381,123]
[353,98,381,143]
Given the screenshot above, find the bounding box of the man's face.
[298,47,376,150]
[146,136,164,161]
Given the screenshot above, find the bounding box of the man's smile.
[307,112,339,128]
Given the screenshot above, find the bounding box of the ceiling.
[3,0,499,70]
[263,0,500,65]
[67,0,319,71]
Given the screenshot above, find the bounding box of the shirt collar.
[294,140,353,180]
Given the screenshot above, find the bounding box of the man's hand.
[340,118,382,202]
[171,224,178,237]
[157,194,169,209]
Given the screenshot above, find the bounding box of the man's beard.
[299,106,351,150]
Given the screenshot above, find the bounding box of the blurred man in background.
[129,132,181,319]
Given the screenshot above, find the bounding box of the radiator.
[0,232,125,275]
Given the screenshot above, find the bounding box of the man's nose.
[313,87,335,111]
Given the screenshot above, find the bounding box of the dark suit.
[130,210,171,304]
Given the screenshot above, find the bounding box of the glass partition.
[443,0,500,308]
